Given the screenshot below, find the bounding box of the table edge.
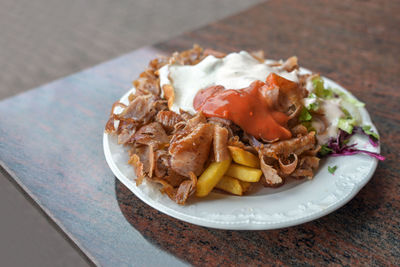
[0,161,97,266]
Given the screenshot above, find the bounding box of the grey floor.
[0,0,262,266]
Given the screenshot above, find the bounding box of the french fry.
[225,164,262,182]
[215,176,243,195]
[228,146,260,168]
[239,181,251,193]
[196,159,231,197]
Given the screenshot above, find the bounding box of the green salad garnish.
[362,125,379,140]
[299,107,312,122]
[328,165,337,174]
[313,77,333,99]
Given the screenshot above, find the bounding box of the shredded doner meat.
[105,45,320,204]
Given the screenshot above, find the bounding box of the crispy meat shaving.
[213,125,230,162]
[175,172,197,205]
[133,122,169,146]
[203,48,227,59]
[169,122,214,177]
[156,110,184,134]
[261,131,316,158]
[259,154,283,186]
[279,153,298,175]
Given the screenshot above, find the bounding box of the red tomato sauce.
[193,73,295,141]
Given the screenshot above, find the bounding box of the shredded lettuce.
[337,106,358,134]
[310,77,359,134]
[308,102,319,111]
[362,125,379,140]
[319,145,333,156]
[311,76,383,161]
[341,107,351,117]
[305,93,320,111]
[312,77,333,99]
[333,89,365,108]
[328,165,337,174]
[312,76,364,108]
[302,93,319,132]
[338,117,356,134]
[299,107,312,122]
[308,92,317,99]
[354,126,379,147]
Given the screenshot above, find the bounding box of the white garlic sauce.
[305,77,345,144]
[316,99,344,144]
[159,51,299,114]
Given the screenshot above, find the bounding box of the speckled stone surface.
[0,0,399,266]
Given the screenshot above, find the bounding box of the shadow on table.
[114,167,387,266]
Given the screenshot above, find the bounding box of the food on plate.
[225,164,263,182]
[105,45,384,205]
[196,159,231,197]
[215,176,245,196]
[239,181,252,193]
[228,146,260,168]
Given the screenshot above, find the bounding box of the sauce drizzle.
[193,73,295,141]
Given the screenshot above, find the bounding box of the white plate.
[103,69,380,230]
